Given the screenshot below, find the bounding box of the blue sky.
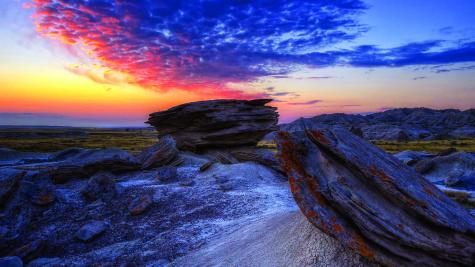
[0,0,474,126]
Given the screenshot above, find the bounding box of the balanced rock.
[276,128,475,266]
[146,99,278,151]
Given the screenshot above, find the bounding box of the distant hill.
[270,108,475,141]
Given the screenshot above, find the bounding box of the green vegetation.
[259,138,475,153]
[0,128,157,154]
[373,138,475,153]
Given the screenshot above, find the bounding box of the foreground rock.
[277,129,475,266]
[146,99,278,151]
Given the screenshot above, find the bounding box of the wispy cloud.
[288,99,323,105]
[413,76,426,80]
[433,64,475,73]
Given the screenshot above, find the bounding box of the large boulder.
[146,99,278,151]
[276,129,475,266]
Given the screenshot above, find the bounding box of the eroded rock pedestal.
[146,99,278,151]
[276,128,475,266]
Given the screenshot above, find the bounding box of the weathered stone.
[0,169,26,206]
[276,129,475,266]
[9,240,44,261]
[26,257,63,267]
[128,194,153,216]
[415,152,475,188]
[146,99,278,151]
[199,161,214,172]
[45,148,140,183]
[27,183,55,206]
[81,173,117,202]
[0,256,23,267]
[136,136,179,169]
[75,220,107,242]
[230,148,282,173]
[393,150,433,165]
[210,151,238,164]
[156,167,178,183]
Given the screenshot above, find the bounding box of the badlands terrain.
[1,99,474,266]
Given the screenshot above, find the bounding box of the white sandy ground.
[171,211,376,267]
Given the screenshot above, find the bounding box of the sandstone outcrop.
[276,128,475,266]
[146,99,278,150]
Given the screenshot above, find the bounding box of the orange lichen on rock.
[277,131,308,177]
[307,130,331,145]
[331,216,344,234]
[350,233,375,259]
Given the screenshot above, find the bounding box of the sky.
[1,0,474,127]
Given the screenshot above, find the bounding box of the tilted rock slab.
[276,129,475,266]
[136,135,179,169]
[146,99,278,151]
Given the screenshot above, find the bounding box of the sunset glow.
[1,0,475,126]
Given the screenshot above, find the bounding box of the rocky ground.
[1,140,474,266]
[2,100,474,266]
[0,144,297,266]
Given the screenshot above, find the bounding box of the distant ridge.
[273,107,475,141]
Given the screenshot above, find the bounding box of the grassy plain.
[258,139,475,153]
[2,128,475,154]
[0,127,157,154]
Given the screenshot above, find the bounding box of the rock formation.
[276,128,475,266]
[146,99,278,150]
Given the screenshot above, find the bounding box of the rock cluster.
[146,99,278,150]
[276,128,475,266]
[0,99,290,266]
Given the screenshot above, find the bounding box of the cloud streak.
[288,99,323,105]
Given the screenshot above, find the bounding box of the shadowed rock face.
[146,99,278,151]
[276,128,475,266]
